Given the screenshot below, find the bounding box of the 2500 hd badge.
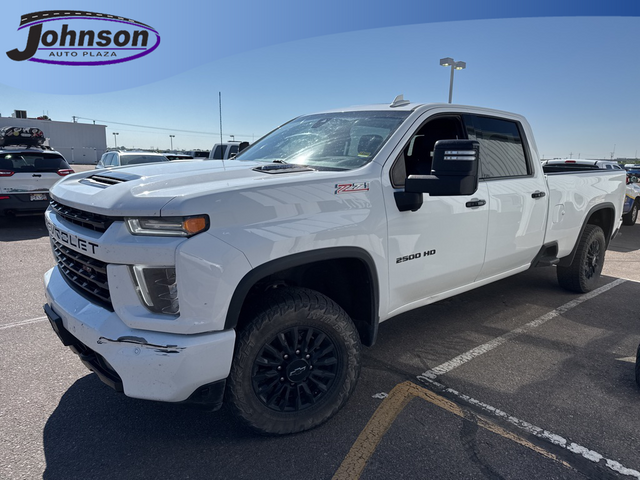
[46,219,99,254]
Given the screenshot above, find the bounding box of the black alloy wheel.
[252,325,339,412]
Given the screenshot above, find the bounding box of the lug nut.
[280,377,285,382]
[290,382,295,386]
[277,366,282,371]
[309,366,313,370]
[295,349,300,355]
[305,354,310,359]
[283,354,289,360]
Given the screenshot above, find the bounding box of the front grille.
[52,238,112,310]
[50,200,117,233]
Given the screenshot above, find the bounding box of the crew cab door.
[462,115,548,280]
[383,114,489,314]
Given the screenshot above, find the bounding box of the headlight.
[131,266,179,315]
[126,215,209,237]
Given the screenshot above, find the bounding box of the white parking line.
[418,278,627,381]
[420,376,640,479]
[0,316,47,330]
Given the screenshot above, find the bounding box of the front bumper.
[44,266,236,404]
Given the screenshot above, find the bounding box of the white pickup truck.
[43,99,625,434]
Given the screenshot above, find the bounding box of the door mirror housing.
[405,140,479,196]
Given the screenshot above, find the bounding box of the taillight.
[0,170,15,177]
[564,160,576,164]
[0,196,10,200]
[57,169,74,176]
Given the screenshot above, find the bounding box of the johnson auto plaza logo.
[6,10,160,66]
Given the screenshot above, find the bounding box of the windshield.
[236,111,410,170]
[0,152,69,172]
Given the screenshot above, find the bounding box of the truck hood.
[49,160,326,216]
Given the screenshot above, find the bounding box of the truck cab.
[208,141,250,160]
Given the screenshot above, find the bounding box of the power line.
[73,116,255,138]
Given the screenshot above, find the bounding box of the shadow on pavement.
[0,215,48,241]
[42,375,253,480]
[42,373,362,480]
[609,223,640,253]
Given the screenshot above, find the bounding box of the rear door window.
[463,115,530,179]
[211,145,224,159]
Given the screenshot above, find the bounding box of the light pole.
[169,134,175,151]
[439,57,466,104]
[113,132,119,148]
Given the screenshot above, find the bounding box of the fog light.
[131,266,179,315]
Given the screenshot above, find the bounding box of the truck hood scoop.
[84,171,142,187]
[253,164,315,174]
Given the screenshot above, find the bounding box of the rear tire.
[557,224,606,293]
[227,287,361,435]
[623,201,638,226]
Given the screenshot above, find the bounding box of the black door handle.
[465,199,486,208]
[531,191,546,199]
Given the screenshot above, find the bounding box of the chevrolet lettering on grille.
[45,218,99,255]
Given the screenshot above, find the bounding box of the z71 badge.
[335,182,369,194]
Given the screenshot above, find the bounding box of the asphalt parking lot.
[1,170,639,479]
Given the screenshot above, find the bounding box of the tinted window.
[464,116,529,179]
[0,152,69,172]
[212,145,224,159]
[228,145,239,157]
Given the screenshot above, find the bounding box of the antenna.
[390,94,410,108]
[219,92,223,146]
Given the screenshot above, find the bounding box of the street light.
[169,134,175,151]
[113,132,119,148]
[439,57,466,104]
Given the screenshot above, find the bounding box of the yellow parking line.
[333,381,571,479]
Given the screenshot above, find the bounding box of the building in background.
[0,110,106,164]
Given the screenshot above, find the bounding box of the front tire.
[623,201,638,226]
[557,224,606,293]
[227,287,361,435]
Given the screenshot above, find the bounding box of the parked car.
[96,151,170,169]
[625,165,640,179]
[623,175,640,225]
[186,150,209,160]
[164,153,194,160]
[0,126,73,216]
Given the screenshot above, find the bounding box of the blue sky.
[1,15,638,159]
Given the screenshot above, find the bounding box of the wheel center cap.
[286,359,311,382]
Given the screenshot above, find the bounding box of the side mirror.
[405,140,479,196]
